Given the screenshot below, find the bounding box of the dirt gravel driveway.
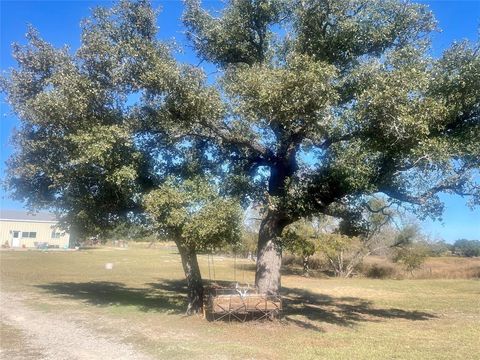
[0,291,153,360]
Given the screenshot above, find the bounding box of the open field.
[282,253,480,280]
[364,255,480,279]
[1,247,479,359]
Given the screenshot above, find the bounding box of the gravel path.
[0,291,153,360]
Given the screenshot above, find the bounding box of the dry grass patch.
[362,255,480,279]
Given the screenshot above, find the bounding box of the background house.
[0,210,70,248]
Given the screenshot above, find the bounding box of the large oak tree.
[2,0,479,300]
[182,0,479,294]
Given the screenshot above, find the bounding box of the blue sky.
[1,0,479,241]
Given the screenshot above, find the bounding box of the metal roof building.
[0,209,70,249]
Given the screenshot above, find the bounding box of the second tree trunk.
[176,241,204,314]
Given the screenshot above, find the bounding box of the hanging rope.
[207,253,212,281]
[234,251,237,282]
[242,259,245,284]
[211,249,216,281]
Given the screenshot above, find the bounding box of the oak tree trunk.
[302,255,310,277]
[68,225,79,249]
[255,154,297,294]
[255,210,287,294]
[175,240,204,314]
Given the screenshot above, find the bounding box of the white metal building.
[0,210,70,248]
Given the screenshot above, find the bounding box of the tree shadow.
[36,280,437,331]
[36,279,241,315]
[282,287,437,332]
[36,280,188,313]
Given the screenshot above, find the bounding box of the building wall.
[0,220,70,248]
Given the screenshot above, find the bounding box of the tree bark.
[68,224,80,249]
[302,255,310,277]
[175,240,204,314]
[255,210,288,294]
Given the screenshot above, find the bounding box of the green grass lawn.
[1,247,479,359]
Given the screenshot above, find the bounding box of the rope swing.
[233,251,237,282]
[206,247,248,286]
[207,250,216,282]
[211,251,216,281]
[207,252,212,281]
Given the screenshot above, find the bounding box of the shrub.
[308,256,325,270]
[283,253,296,266]
[392,244,428,275]
[366,263,397,279]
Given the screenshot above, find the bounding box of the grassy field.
[362,255,480,279]
[1,247,479,359]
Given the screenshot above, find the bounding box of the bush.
[282,253,296,266]
[308,256,325,270]
[392,244,428,275]
[366,263,397,279]
[282,254,327,274]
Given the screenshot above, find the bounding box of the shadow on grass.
[36,280,437,330]
[282,287,437,332]
[36,280,188,313]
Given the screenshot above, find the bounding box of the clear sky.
[1,0,479,242]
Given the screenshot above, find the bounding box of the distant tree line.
[452,239,480,257]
